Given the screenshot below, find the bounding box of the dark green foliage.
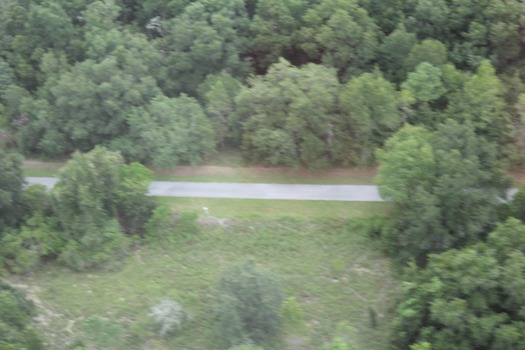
[197,71,243,147]
[120,94,214,167]
[339,70,401,165]
[52,147,154,270]
[0,214,63,273]
[405,39,448,73]
[377,24,417,83]
[145,205,174,241]
[447,60,509,145]
[0,148,24,233]
[393,218,525,350]
[238,59,340,168]
[34,57,159,156]
[0,59,14,101]
[216,260,283,347]
[0,279,43,349]
[376,122,509,264]
[249,0,312,71]
[156,0,251,95]
[298,0,379,81]
[509,183,525,222]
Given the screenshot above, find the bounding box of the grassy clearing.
[13,218,399,350]
[157,197,392,220]
[152,172,374,185]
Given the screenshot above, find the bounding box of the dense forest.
[1,0,525,349]
[1,0,524,168]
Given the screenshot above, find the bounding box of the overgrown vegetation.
[11,219,399,350]
[1,0,524,169]
[2,0,525,349]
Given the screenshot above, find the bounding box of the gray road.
[26,177,383,201]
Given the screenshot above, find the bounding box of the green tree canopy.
[393,218,525,350]
[119,94,214,167]
[52,147,154,270]
[197,71,243,147]
[0,279,43,349]
[447,60,509,145]
[298,0,379,81]
[377,24,417,83]
[376,121,509,264]
[238,59,340,168]
[216,260,283,347]
[249,0,312,71]
[339,71,401,165]
[156,0,251,95]
[0,148,24,234]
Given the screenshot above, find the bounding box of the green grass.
[157,197,392,220]
[13,218,399,350]
[152,173,374,185]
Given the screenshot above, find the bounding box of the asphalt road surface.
[25,177,383,201]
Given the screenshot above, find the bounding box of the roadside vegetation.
[10,218,399,350]
[2,0,525,349]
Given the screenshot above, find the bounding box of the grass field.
[16,154,398,349]
[157,197,392,220]
[11,218,399,350]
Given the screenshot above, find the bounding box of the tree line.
[2,0,525,349]
[0,0,524,168]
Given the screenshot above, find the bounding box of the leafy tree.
[216,260,283,347]
[0,148,24,234]
[119,94,214,167]
[0,279,43,350]
[406,0,449,41]
[401,62,446,126]
[405,39,448,74]
[114,162,156,235]
[52,147,153,270]
[19,55,161,157]
[156,0,251,95]
[339,70,401,165]
[377,121,509,264]
[134,0,192,25]
[508,182,525,222]
[377,24,417,83]
[298,0,379,81]
[197,71,243,147]
[0,213,62,273]
[249,0,312,71]
[238,59,340,168]
[0,59,14,101]
[402,63,446,104]
[447,60,509,145]
[358,0,412,34]
[393,218,525,350]
[0,1,79,91]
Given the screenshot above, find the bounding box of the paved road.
[26,177,383,201]
[25,177,520,202]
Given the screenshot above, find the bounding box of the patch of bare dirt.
[197,215,232,228]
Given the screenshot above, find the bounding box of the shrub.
[149,299,186,336]
[216,260,283,347]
